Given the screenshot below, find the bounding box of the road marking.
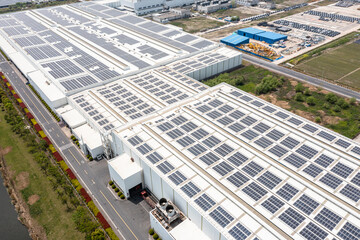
[91,179,96,184]
[84,170,88,175]
[68,149,81,166]
[22,90,49,124]
[100,190,138,240]
[56,134,60,137]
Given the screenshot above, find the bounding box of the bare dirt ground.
[16,172,29,191]
[28,195,40,205]
[0,146,12,156]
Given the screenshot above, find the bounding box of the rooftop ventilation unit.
[155,198,180,224]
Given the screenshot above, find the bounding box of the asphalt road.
[0,61,150,240]
[242,54,360,100]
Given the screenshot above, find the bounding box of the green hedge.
[106,228,120,240]
[87,200,100,216]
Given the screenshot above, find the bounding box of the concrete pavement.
[0,61,150,240]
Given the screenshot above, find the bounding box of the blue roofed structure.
[254,31,288,44]
[220,34,249,47]
[237,27,265,38]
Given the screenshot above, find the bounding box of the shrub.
[153,233,159,239]
[326,93,338,104]
[106,228,120,240]
[89,157,93,161]
[117,192,122,196]
[96,212,110,229]
[306,96,316,106]
[76,185,82,193]
[350,97,356,105]
[58,160,69,171]
[295,93,304,102]
[48,144,57,153]
[315,117,321,123]
[91,229,105,240]
[109,180,114,186]
[112,185,116,189]
[115,188,119,193]
[87,201,100,216]
[149,228,154,235]
[295,83,304,93]
[71,179,81,188]
[304,89,311,96]
[333,105,341,112]
[255,75,282,95]
[322,102,331,109]
[80,188,91,203]
[120,194,125,200]
[66,168,76,179]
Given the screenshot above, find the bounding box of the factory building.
[110,83,360,240]
[237,27,288,44]
[221,34,250,47]
[1,2,360,240]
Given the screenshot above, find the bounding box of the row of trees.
[0,83,107,240]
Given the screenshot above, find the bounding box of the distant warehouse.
[237,27,288,44]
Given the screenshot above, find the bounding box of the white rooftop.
[170,219,210,240]
[115,83,360,240]
[109,152,142,179]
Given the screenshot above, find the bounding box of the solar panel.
[227,172,249,188]
[202,136,221,148]
[351,172,360,187]
[208,99,223,107]
[209,206,234,227]
[181,182,201,198]
[157,122,174,132]
[303,164,323,178]
[315,154,334,168]
[228,223,251,240]
[241,130,259,140]
[128,135,143,146]
[296,145,318,159]
[166,129,184,139]
[263,106,276,113]
[157,161,174,174]
[240,116,257,126]
[213,162,234,176]
[242,182,268,201]
[180,122,198,132]
[146,152,163,164]
[176,136,195,147]
[199,152,220,166]
[253,122,271,133]
[335,139,351,149]
[207,110,222,119]
[218,104,234,113]
[339,184,360,202]
[228,123,246,133]
[315,207,342,231]
[280,137,300,149]
[319,173,343,189]
[217,116,234,126]
[137,143,153,155]
[242,161,264,177]
[197,105,212,113]
[214,143,234,157]
[227,152,248,166]
[257,171,282,189]
[317,131,336,141]
[275,111,289,119]
[261,196,284,214]
[302,124,318,133]
[266,129,285,141]
[351,146,360,155]
[191,128,209,140]
[287,117,303,126]
[240,95,252,102]
[187,144,207,156]
[168,171,187,185]
[229,110,245,120]
[254,137,273,149]
[269,145,288,158]
[283,153,306,168]
[277,183,299,201]
[294,194,320,215]
[251,100,264,107]
[337,222,360,240]
[194,193,216,211]
[171,115,188,125]
[278,208,305,229]
[300,222,328,240]
[331,162,354,179]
